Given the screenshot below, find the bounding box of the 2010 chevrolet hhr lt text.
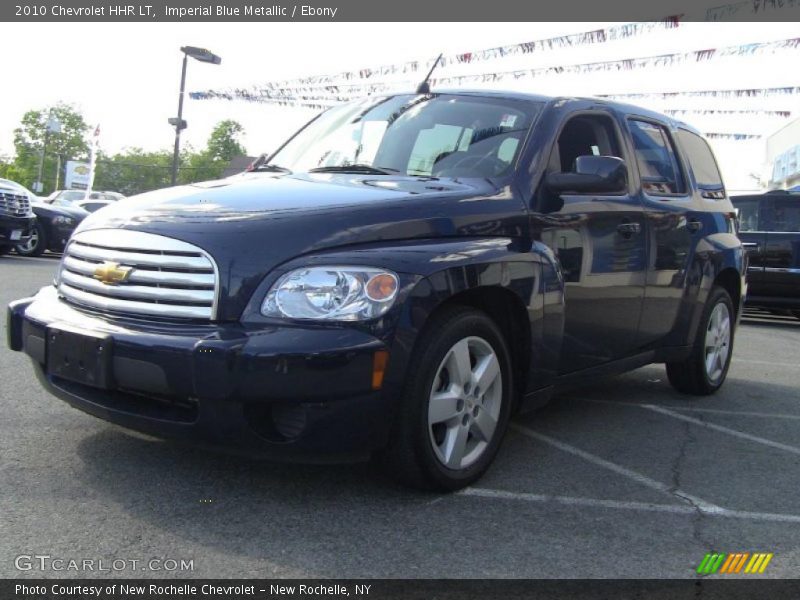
[7,91,746,490]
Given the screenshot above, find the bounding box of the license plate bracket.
[46,326,113,389]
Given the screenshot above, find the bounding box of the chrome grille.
[0,192,31,217]
[58,229,219,320]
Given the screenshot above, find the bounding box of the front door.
[536,111,647,374]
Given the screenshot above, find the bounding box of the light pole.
[170,46,221,186]
[34,112,61,194]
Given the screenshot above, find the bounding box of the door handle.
[687,219,703,233]
[617,222,641,235]
[741,242,759,248]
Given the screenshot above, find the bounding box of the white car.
[49,190,126,213]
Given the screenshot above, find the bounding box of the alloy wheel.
[704,302,731,383]
[427,336,503,470]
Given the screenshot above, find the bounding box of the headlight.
[261,266,399,321]
[53,216,75,226]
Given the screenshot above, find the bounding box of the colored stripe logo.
[697,552,773,574]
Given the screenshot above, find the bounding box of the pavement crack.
[668,416,715,575]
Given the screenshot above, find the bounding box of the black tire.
[0,245,10,255]
[15,222,46,257]
[666,286,735,395]
[382,305,514,491]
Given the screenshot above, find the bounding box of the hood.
[75,172,526,320]
[33,201,89,220]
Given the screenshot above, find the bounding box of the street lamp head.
[180,46,222,65]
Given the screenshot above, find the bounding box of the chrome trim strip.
[764,267,800,274]
[69,242,213,270]
[62,256,215,287]
[60,270,214,303]
[59,283,212,319]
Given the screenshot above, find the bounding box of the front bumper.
[8,286,394,461]
[0,214,35,247]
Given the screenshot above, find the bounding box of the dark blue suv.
[7,91,746,490]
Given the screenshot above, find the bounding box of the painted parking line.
[731,358,800,369]
[510,424,724,513]
[459,487,800,524]
[459,487,697,515]
[580,398,800,421]
[642,405,800,456]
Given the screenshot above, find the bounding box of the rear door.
[628,119,694,346]
[762,195,800,299]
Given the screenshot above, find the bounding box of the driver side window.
[550,114,624,174]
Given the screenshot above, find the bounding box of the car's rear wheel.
[383,306,513,491]
[15,222,46,257]
[666,286,734,395]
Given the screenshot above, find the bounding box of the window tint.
[677,130,723,188]
[628,120,685,195]
[766,198,800,232]
[732,198,760,232]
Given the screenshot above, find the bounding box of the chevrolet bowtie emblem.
[93,261,132,285]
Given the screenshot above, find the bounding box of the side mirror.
[545,155,627,194]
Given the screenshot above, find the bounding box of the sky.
[1,22,798,192]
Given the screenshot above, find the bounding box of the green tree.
[206,120,246,162]
[12,103,90,194]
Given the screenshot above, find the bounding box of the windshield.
[53,191,88,205]
[269,94,541,179]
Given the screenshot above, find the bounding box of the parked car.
[731,190,800,319]
[0,178,36,255]
[15,199,89,257]
[8,91,745,490]
[50,189,125,213]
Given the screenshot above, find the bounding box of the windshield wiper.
[247,153,291,173]
[251,163,291,173]
[309,164,399,175]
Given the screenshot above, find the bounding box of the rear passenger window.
[628,120,685,195]
[677,129,724,190]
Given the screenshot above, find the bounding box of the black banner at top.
[2,0,800,21]
[5,579,800,600]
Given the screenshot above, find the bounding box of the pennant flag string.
[663,109,792,117]
[262,19,683,89]
[191,38,800,104]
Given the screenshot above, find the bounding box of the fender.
[665,228,746,350]
[239,237,565,414]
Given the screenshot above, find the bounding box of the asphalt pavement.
[2,252,799,579]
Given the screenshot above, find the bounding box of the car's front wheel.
[666,286,735,395]
[15,222,46,257]
[383,306,513,491]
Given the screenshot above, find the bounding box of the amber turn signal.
[372,350,390,390]
[365,273,398,302]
